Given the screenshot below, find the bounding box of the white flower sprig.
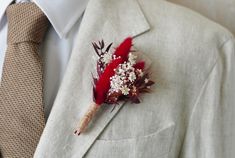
[109,53,143,95]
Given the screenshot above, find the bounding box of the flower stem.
[74,103,100,136]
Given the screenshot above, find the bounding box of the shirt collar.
[0,0,89,38]
[0,0,12,25]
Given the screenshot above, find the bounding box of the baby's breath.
[109,53,138,95]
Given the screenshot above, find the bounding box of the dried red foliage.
[114,37,132,61]
[93,37,154,106]
[94,58,123,105]
[134,61,145,70]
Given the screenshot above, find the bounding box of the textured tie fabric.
[0,3,49,157]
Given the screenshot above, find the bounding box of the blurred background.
[169,0,235,36]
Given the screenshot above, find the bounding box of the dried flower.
[101,52,113,64]
[75,37,155,136]
[128,53,137,65]
[120,85,130,95]
[144,78,149,83]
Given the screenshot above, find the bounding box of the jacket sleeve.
[180,38,235,158]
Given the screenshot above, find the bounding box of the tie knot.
[6,3,49,44]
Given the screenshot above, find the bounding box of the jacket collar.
[0,0,89,38]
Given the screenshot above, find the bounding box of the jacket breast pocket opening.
[85,123,176,158]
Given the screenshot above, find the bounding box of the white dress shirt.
[0,0,89,119]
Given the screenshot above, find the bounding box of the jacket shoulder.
[138,0,234,47]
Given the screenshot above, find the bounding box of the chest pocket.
[85,123,175,158]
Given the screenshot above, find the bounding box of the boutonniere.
[74,37,155,135]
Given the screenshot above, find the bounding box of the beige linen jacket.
[34,0,235,157]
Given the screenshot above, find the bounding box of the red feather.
[114,37,133,61]
[94,58,123,105]
[134,61,145,70]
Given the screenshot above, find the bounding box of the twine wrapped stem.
[74,103,100,136]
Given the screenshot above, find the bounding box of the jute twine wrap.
[75,103,100,135]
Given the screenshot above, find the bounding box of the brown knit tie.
[0,3,49,157]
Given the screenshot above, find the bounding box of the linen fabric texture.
[34,0,235,157]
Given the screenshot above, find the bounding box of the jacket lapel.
[73,0,150,157]
[35,0,150,157]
